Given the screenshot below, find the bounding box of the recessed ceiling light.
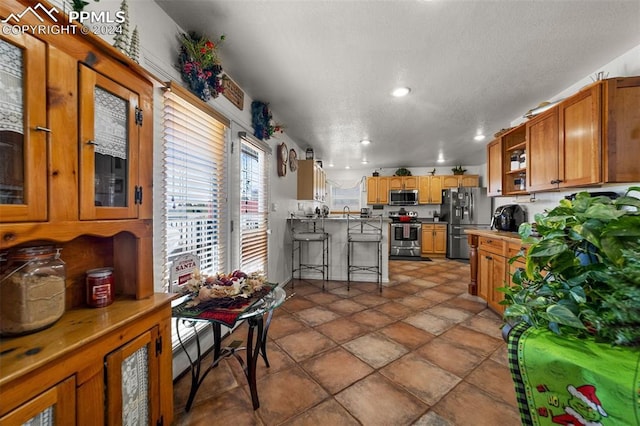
[328,163,334,167]
[437,152,445,163]
[361,160,368,164]
[474,134,486,141]
[345,166,351,169]
[392,87,411,97]
[360,139,371,145]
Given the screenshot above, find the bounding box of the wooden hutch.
[0,1,173,424]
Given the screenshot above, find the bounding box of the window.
[239,134,270,275]
[162,83,229,289]
[329,181,362,212]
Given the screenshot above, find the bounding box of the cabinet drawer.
[507,242,527,259]
[478,236,506,256]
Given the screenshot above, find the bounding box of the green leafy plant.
[394,167,411,176]
[502,187,640,346]
[451,165,466,175]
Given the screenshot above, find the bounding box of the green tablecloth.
[507,322,640,425]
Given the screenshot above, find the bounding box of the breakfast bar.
[289,216,391,285]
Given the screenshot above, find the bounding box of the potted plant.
[501,188,640,425]
[394,167,411,176]
[451,165,466,175]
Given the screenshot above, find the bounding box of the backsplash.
[494,183,640,223]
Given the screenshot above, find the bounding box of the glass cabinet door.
[0,33,47,222]
[79,65,140,220]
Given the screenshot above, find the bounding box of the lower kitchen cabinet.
[421,224,447,256]
[477,236,506,305]
[469,232,528,314]
[0,377,75,425]
[0,296,173,426]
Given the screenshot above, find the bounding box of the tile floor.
[173,259,521,425]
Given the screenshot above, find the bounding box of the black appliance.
[389,210,421,257]
[491,204,527,232]
[389,190,418,206]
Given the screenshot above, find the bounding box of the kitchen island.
[289,216,391,284]
[465,229,527,313]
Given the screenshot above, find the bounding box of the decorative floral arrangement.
[178,32,226,102]
[251,101,284,140]
[180,269,267,307]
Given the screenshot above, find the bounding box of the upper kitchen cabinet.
[418,176,443,204]
[388,176,418,190]
[442,174,480,188]
[527,77,640,192]
[501,125,527,195]
[297,159,326,201]
[366,176,389,205]
[486,138,503,196]
[602,76,640,183]
[526,106,560,192]
[0,33,47,222]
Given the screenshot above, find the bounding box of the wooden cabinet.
[0,298,172,426]
[366,176,389,205]
[526,107,559,192]
[389,176,418,190]
[418,176,443,204]
[442,174,480,188]
[468,232,529,313]
[0,377,75,425]
[0,32,47,222]
[421,223,447,256]
[105,327,161,425]
[79,65,143,220]
[477,236,507,312]
[297,159,326,201]
[0,1,171,424]
[486,138,503,196]
[525,78,640,192]
[501,125,528,195]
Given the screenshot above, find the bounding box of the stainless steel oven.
[390,222,422,257]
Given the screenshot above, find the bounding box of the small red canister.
[86,268,114,308]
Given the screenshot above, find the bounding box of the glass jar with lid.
[0,245,66,336]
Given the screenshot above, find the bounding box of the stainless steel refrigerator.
[440,187,493,259]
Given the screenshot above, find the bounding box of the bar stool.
[290,214,330,290]
[347,214,383,292]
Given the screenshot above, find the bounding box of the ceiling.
[155,0,640,171]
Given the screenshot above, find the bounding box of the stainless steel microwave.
[389,190,418,206]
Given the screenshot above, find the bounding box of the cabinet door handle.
[86,140,99,146]
[485,255,492,260]
[35,126,52,133]
[497,189,502,193]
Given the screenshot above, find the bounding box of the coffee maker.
[491,204,526,232]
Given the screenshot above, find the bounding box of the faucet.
[343,206,350,217]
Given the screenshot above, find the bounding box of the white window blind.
[240,134,270,275]
[163,83,229,279]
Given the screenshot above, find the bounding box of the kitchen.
[1,0,640,425]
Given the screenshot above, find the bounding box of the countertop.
[464,228,522,243]
[289,216,447,224]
